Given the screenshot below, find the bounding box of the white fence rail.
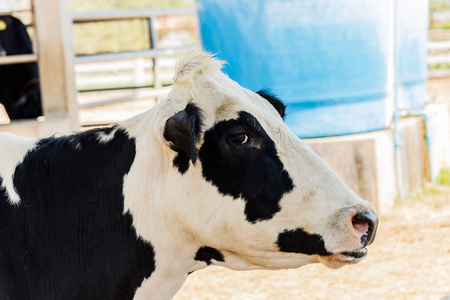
[428,40,450,78]
[0,54,38,65]
[74,47,195,64]
[75,57,176,88]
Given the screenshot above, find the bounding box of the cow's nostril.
[352,211,378,247]
[352,219,369,237]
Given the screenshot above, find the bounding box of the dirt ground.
[428,77,450,105]
[173,185,450,300]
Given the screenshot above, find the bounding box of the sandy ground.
[428,77,450,104]
[173,185,450,300]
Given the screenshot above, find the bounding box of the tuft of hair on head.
[173,49,225,84]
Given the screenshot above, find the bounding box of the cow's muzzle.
[340,211,378,259]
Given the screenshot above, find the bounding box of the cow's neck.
[119,104,205,299]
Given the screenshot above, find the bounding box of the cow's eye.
[228,133,248,144]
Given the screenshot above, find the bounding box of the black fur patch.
[172,152,190,174]
[0,176,6,200]
[199,112,294,223]
[0,127,156,299]
[194,247,225,265]
[276,228,332,256]
[257,89,287,119]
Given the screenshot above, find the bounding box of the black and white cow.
[0,50,378,299]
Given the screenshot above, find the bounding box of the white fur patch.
[0,133,37,204]
[96,127,117,144]
[174,49,225,85]
[69,137,82,151]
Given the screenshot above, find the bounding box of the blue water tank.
[196,0,429,138]
[396,0,429,111]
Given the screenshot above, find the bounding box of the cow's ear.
[257,89,287,119]
[163,103,202,164]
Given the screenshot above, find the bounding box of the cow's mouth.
[340,247,368,259]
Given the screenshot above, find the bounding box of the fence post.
[32,0,79,130]
[149,16,161,89]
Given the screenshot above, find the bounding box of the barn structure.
[0,0,195,135]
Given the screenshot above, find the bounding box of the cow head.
[126,50,378,276]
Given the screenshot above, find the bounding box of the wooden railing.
[428,40,450,78]
[71,7,199,112]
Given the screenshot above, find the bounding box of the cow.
[0,50,378,300]
[0,15,42,120]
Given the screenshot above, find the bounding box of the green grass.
[396,184,438,204]
[429,63,450,70]
[430,21,450,30]
[69,0,197,55]
[395,185,445,208]
[430,0,450,11]
[395,169,450,208]
[437,168,450,185]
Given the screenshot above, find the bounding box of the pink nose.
[351,211,378,247]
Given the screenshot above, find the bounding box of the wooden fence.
[428,40,450,78]
[0,3,198,134]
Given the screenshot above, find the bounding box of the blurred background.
[0,0,449,299]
